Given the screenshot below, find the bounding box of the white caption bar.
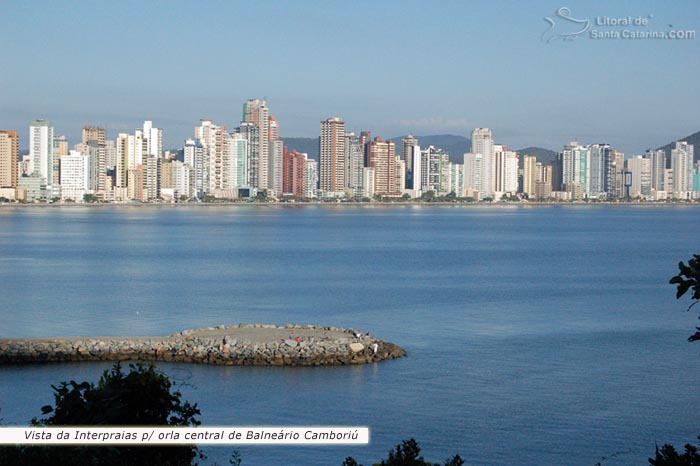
[0,427,369,445]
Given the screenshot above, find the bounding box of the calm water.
[1,205,699,465]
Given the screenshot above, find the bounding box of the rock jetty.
[0,324,406,366]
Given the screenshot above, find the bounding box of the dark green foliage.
[380,438,425,465]
[653,259,700,464]
[342,457,363,466]
[0,362,202,466]
[649,441,700,465]
[670,254,700,341]
[443,455,464,466]
[342,438,462,466]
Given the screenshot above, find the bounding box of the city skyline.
[1,0,699,154]
[1,103,696,203]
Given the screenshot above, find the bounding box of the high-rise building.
[145,156,162,200]
[367,137,398,196]
[626,155,651,198]
[605,150,626,199]
[127,166,144,201]
[588,143,611,196]
[359,131,371,166]
[75,142,101,193]
[362,167,375,198]
[229,133,249,189]
[535,163,553,199]
[320,117,346,195]
[243,99,269,190]
[195,119,218,193]
[494,145,518,194]
[184,138,205,198]
[646,149,666,192]
[286,151,307,198]
[52,135,69,187]
[344,132,364,197]
[522,155,537,197]
[29,120,54,186]
[60,150,90,201]
[671,141,694,197]
[235,122,259,191]
[420,146,448,194]
[411,145,422,193]
[0,130,19,189]
[463,152,483,196]
[304,157,318,198]
[270,139,283,195]
[396,157,406,194]
[81,126,107,195]
[561,142,590,195]
[471,128,494,197]
[449,162,463,197]
[143,121,163,158]
[401,134,419,188]
[82,126,105,146]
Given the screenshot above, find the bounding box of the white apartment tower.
[671,141,694,197]
[471,128,494,197]
[29,120,54,186]
[60,150,90,201]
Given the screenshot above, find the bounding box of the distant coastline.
[1,200,700,208]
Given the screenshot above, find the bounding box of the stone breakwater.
[0,324,406,366]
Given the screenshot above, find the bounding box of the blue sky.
[1,0,698,154]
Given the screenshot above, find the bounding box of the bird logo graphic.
[542,7,591,43]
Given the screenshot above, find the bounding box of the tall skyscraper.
[115,134,128,189]
[344,132,364,197]
[267,115,283,194]
[320,117,346,195]
[229,132,249,189]
[411,145,422,193]
[243,99,269,191]
[471,128,494,197]
[401,134,419,188]
[195,119,218,193]
[522,155,537,197]
[561,142,590,195]
[235,122,260,191]
[0,130,19,189]
[494,145,518,194]
[143,121,163,158]
[184,138,205,198]
[626,155,651,198]
[29,120,54,186]
[646,149,666,192]
[463,152,483,196]
[82,126,107,195]
[535,163,553,199]
[671,141,694,196]
[367,137,398,196]
[588,143,611,196]
[305,157,318,198]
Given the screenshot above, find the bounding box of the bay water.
[0,205,699,465]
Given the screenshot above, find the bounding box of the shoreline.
[0,324,407,367]
[1,201,699,208]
